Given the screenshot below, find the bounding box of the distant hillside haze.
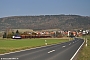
[0,15,90,31]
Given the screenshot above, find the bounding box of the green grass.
[77,35,90,60]
[0,38,68,54]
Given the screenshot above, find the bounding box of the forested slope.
[0,15,90,31]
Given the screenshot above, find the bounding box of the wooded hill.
[0,15,90,31]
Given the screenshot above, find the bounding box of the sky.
[0,0,90,18]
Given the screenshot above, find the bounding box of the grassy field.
[0,38,68,54]
[77,35,90,60]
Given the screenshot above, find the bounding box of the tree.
[16,30,19,34]
[69,32,75,38]
[15,30,19,36]
[3,32,7,38]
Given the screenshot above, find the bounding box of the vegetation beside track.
[0,38,68,54]
[77,35,90,60]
